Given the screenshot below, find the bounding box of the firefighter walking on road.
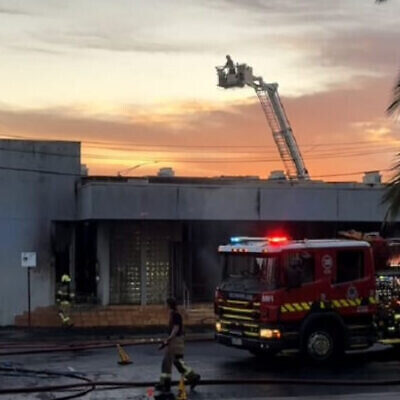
[56,274,74,327]
[155,297,200,395]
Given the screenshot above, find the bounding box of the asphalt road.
[1,340,400,399]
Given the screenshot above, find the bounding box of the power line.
[83,139,400,150]
[0,141,396,163]
[1,132,398,150]
[84,147,397,163]
[0,130,393,159]
[82,143,396,156]
[0,165,82,177]
[0,145,79,158]
[0,133,397,181]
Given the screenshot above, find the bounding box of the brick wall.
[14,304,215,329]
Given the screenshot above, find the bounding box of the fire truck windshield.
[223,254,280,290]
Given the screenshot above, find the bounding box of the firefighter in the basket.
[155,297,200,395]
[224,54,236,75]
[56,274,74,327]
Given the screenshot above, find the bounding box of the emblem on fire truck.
[347,285,358,300]
[321,254,333,274]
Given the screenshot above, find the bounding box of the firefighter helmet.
[61,274,71,283]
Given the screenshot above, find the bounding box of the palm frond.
[382,153,400,220]
[387,75,400,115]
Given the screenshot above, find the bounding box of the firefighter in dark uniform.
[56,274,74,327]
[224,54,235,74]
[155,297,200,394]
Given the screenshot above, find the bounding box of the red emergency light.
[267,236,288,244]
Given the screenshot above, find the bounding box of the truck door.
[280,250,316,321]
[329,248,372,315]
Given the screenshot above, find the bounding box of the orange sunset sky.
[0,0,399,181]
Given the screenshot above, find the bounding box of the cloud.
[0,6,31,15]
[0,0,68,17]
[312,29,400,73]
[6,45,64,55]
[34,29,212,54]
[0,75,397,180]
[201,0,358,29]
[204,0,400,62]
[205,0,306,12]
[205,0,398,21]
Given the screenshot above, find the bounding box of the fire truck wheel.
[302,325,343,363]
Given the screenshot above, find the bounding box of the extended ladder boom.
[216,60,310,180]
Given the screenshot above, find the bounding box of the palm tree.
[375,1,400,225]
[387,76,400,115]
[381,75,400,224]
[375,1,400,115]
[382,156,400,222]
[381,73,400,225]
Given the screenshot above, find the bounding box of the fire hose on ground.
[3,366,400,398]
[0,366,95,400]
[0,335,213,356]
[1,335,400,398]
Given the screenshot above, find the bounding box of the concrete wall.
[97,223,110,306]
[0,140,80,325]
[78,180,389,222]
[77,179,391,304]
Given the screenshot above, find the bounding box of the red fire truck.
[214,234,400,362]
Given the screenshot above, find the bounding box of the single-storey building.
[0,140,395,326]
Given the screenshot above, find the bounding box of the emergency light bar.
[268,236,288,244]
[230,236,288,244]
[230,237,266,243]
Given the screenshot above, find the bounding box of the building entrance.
[109,222,172,305]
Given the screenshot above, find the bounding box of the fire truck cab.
[215,236,394,362]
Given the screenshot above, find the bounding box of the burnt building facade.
[0,139,394,325]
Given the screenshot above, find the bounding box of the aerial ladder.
[216,58,310,180]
